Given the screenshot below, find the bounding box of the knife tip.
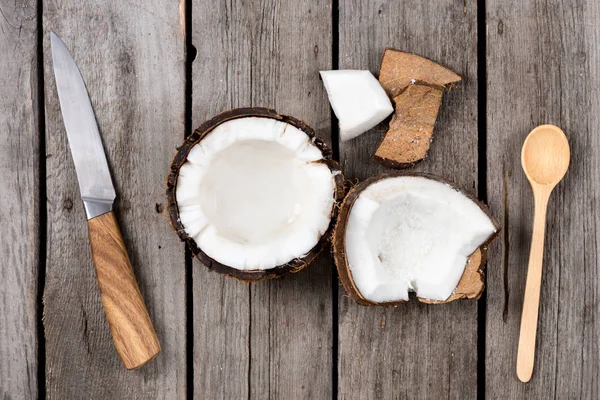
[50,31,62,47]
[49,32,68,57]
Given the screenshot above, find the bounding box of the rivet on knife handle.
[88,211,161,369]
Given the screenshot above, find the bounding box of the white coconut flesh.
[320,70,394,142]
[344,176,496,302]
[176,117,336,271]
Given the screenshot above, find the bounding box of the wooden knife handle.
[87,211,161,369]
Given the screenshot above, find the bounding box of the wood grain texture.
[88,211,160,370]
[0,0,39,398]
[191,1,251,398]
[246,1,333,398]
[43,0,186,397]
[191,0,333,398]
[486,0,599,397]
[337,0,480,398]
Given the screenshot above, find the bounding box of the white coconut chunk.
[176,117,336,271]
[345,176,496,303]
[320,70,394,142]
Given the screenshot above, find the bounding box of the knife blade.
[50,32,160,369]
[51,32,115,219]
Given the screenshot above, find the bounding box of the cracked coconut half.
[333,173,499,305]
[167,108,345,281]
[376,49,462,167]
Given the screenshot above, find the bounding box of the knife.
[50,32,160,369]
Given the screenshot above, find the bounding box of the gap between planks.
[476,0,488,399]
[37,0,47,397]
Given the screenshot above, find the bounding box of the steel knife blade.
[51,32,115,219]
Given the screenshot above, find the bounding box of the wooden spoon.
[517,124,570,382]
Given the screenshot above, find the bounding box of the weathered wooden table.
[1,0,598,398]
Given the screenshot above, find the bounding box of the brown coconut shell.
[167,107,345,282]
[376,49,461,168]
[332,172,500,306]
[375,84,444,168]
[378,49,461,98]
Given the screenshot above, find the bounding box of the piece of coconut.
[378,49,461,98]
[167,108,345,281]
[333,173,498,305]
[376,49,461,168]
[320,70,394,141]
[375,84,443,167]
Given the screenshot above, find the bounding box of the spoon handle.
[517,188,550,382]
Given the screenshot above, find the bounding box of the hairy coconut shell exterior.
[376,49,461,169]
[167,107,345,282]
[378,48,461,98]
[374,84,444,168]
[332,172,500,306]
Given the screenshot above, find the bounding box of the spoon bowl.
[521,124,570,187]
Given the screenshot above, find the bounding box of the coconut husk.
[332,172,499,306]
[166,107,345,282]
[376,49,461,168]
[378,49,461,98]
[375,84,443,168]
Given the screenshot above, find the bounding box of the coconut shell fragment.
[376,49,461,168]
[378,49,461,98]
[375,84,443,168]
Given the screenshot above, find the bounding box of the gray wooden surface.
[485,1,600,398]
[1,0,599,399]
[192,1,333,398]
[42,0,186,398]
[191,3,251,397]
[0,1,39,398]
[337,1,481,398]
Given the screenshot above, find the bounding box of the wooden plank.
[486,1,599,398]
[191,0,333,398]
[191,1,251,398]
[247,1,333,398]
[43,1,186,397]
[0,1,39,398]
[337,1,480,398]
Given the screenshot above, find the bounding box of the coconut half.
[320,70,394,141]
[333,173,499,305]
[167,108,345,281]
